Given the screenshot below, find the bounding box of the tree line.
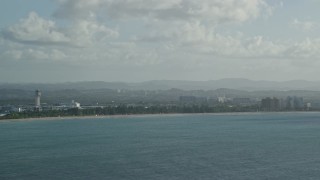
[0,104,259,120]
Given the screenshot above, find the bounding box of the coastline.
[0,113,194,122]
[1,111,319,122]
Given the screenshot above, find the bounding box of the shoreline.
[1,111,319,122]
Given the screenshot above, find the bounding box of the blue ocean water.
[1,113,320,180]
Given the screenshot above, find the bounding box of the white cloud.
[1,11,119,48]
[67,19,119,46]
[53,0,271,24]
[2,0,320,82]
[136,21,287,58]
[2,12,69,45]
[290,19,318,32]
[285,38,320,59]
[53,0,104,20]
[1,48,67,62]
[2,50,23,60]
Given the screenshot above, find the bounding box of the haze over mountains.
[1,78,320,91]
[2,78,320,106]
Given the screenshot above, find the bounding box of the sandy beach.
[0,113,189,122]
[1,111,318,122]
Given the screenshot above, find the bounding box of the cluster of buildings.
[0,105,22,116]
[179,96,257,107]
[179,95,311,111]
[0,90,82,115]
[260,96,308,111]
[0,90,315,116]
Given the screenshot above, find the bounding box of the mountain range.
[1,78,320,91]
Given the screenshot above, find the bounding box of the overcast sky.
[1,0,320,83]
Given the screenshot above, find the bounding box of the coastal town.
[0,88,315,120]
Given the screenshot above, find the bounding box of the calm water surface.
[1,113,320,179]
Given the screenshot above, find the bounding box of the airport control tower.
[35,89,41,111]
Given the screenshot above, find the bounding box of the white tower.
[35,89,41,110]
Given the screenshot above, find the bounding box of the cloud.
[2,50,23,60]
[137,21,274,58]
[1,48,67,62]
[2,0,320,82]
[137,19,320,61]
[53,0,271,24]
[1,12,70,46]
[1,11,119,48]
[66,19,119,46]
[290,18,318,32]
[53,0,104,20]
[284,38,320,59]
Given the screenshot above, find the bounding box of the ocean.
[1,113,320,179]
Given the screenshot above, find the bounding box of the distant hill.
[135,79,320,91]
[2,87,320,106]
[0,81,130,91]
[1,78,320,91]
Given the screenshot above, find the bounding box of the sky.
[1,0,320,83]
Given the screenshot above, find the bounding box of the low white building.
[71,100,81,108]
